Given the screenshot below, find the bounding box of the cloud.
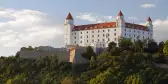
[76,13,115,23]
[136,18,168,42]
[0,8,64,56]
[153,18,168,42]
[141,4,156,8]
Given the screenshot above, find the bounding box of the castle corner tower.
[64,12,74,46]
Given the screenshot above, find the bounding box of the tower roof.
[118,11,124,16]
[66,12,73,20]
[147,16,152,21]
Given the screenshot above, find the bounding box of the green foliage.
[90,67,119,84]
[163,40,168,56]
[108,41,117,52]
[1,39,168,84]
[158,41,164,54]
[118,37,132,50]
[124,73,143,84]
[0,56,72,84]
[61,77,73,84]
[133,40,144,52]
[144,39,158,53]
[81,46,96,60]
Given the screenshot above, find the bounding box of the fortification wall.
[20,51,69,62]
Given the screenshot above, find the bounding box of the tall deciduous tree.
[163,40,168,56]
[158,41,164,54]
[81,46,96,60]
[118,37,132,50]
[108,42,117,52]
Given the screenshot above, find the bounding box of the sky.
[0,0,168,56]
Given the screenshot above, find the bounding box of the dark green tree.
[118,37,132,50]
[81,46,96,60]
[163,40,168,56]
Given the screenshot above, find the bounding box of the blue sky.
[0,0,168,56]
[0,0,167,22]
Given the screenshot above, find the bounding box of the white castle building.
[64,11,153,48]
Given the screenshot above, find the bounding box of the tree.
[163,40,168,56]
[81,46,96,60]
[133,39,144,52]
[89,56,97,69]
[144,40,158,53]
[158,41,164,54]
[108,42,116,52]
[118,37,132,50]
[124,73,143,84]
[90,67,118,84]
[107,42,120,56]
[6,79,13,84]
[15,51,20,58]
[61,77,73,84]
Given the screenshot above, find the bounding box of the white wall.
[122,28,151,42]
[71,27,122,48]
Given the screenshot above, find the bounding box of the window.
[143,36,144,39]
[92,40,94,42]
[74,41,76,44]
[80,41,82,43]
[103,30,105,32]
[114,38,117,41]
[125,29,126,31]
[87,31,88,33]
[98,39,99,42]
[103,34,105,37]
[74,37,76,39]
[92,31,94,33]
[108,29,110,32]
[92,35,94,38]
[107,33,110,36]
[98,34,99,37]
[103,44,105,47]
[134,35,135,37]
[134,30,135,32]
[114,29,116,31]
[87,35,88,38]
[125,33,126,36]
[103,39,105,42]
[108,38,110,41]
[114,33,116,36]
[98,30,99,33]
[87,40,88,43]
[129,34,131,37]
[75,32,76,35]
[80,36,82,39]
[81,32,82,34]
[129,29,131,32]
[143,32,144,34]
[72,33,73,35]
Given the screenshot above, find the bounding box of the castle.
[64,11,153,48]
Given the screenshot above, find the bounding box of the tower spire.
[147,16,152,21]
[66,12,74,20]
[118,10,124,16]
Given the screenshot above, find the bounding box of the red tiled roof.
[147,17,152,21]
[118,11,123,16]
[66,13,73,20]
[72,22,149,31]
[125,23,149,31]
[72,22,116,31]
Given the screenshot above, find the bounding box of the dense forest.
[1,38,168,84]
